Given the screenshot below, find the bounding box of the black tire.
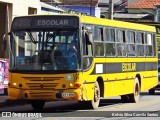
[128,77,140,103]
[149,88,155,95]
[30,100,45,110]
[89,81,101,109]
[121,95,130,103]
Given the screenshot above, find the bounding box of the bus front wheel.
[89,81,100,109]
[78,81,100,109]
[30,100,45,110]
[128,77,140,103]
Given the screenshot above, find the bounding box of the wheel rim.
[94,82,100,103]
[134,82,140,101]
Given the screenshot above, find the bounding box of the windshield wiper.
[27,32,37,44]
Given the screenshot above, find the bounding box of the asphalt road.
[1,91,160,120]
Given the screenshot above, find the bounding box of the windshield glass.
[10,30,80,71]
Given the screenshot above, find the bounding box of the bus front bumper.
[8,87,82,101]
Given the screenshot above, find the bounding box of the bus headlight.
[13,83,17,86]
[69,83,73,87]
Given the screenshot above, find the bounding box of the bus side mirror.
[3,39,7,52]
[2,32,10,52]
[88,32,93,43]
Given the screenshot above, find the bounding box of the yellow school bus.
[6,14,158,110]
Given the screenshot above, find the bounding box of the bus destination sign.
[37,19,69,26]
[12,16,79,30]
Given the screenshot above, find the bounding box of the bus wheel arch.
[136,74,141,90]
[96,77,104,98]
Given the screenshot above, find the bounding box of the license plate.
[62,93,75,97]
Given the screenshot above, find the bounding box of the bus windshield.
[10,30,80,71]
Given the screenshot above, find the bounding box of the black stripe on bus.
[90,62,157,75]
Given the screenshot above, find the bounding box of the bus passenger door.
[81,30,94,100]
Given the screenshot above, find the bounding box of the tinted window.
[127,31,136,56]
[145,33,153,56]
[105,28,116,56]
[116,30,126,56]
[136,32,144,56]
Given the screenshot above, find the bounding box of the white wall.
[128,0,143,6]
[0,0,41,58]
[95,7,101,18]
[128,8,154,14]
[0,0,41,18]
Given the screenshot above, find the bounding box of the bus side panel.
[112,79,134,96]
[142,71,158,92]
[104,82,113,97]
[104,73,134,97]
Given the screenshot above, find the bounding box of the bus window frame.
[104,27,116,57]
[153,33,157,57]
[93,25,105,58]
[126,30,136,57]
[81,24,94,71]
[135,31,145,57]
[145,32,154,57]
[116,29,127,57]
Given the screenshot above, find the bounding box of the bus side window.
[145,33,153,56]
[105,28,116,56]
[93,26,104,56]
[127,31,136,56]
[136,32,144,57]
[116,29,126,56]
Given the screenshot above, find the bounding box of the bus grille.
[23,77,63,89]
[26,83,58,89]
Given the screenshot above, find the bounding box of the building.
[41,0,101,17]
[0,0,41,58]
[40,2,64,14]
[99,0,128,18]
[124,0,160,22]
[123,0,160,48]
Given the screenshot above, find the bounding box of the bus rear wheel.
[30,100,45,110]
[149,88,155,95]
[128,77,140,103]
[121,95,130,103]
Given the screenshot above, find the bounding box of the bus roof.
[79,15,156,32]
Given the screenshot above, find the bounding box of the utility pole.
[108,0,114,19]
[90,0,92,15]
